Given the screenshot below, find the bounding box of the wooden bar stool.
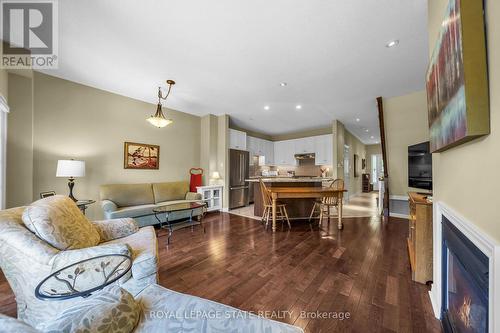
[309,179,344,225]
[259,179,291,230]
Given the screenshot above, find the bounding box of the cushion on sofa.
[0,314,41,333]
[152,181,189,203]
[100,183,154,207]
[37,286,140,333]
[104,226,158,280]
[22,195,100,250]
[108,204,158,219]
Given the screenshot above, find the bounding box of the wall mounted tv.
[408,141,432,191]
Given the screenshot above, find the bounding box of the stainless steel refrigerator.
[229,149,249,209]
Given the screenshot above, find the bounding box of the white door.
[343,145,350,202]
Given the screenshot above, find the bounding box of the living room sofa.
[100,181,204,227]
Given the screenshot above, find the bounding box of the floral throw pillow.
[38,286,140,333]
[22,195,100,250]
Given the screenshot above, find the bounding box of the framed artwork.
[426,0,489,152]
[40,191,56,199]
[124,142,160,169]
[362,158,366,170]
[354,154,359,178]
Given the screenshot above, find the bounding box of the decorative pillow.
[22,195,100,250]
[38,286,140,333]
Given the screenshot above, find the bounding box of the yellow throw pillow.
[22,195,100,250]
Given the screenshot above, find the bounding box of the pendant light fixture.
[147,79,175,128]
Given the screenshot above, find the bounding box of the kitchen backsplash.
[250,164,333,177]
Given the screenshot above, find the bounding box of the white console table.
[196,185,223,212]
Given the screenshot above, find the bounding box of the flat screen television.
[408,141,432,191]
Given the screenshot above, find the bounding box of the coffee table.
[153,202,207,244]
[35,254,132,300]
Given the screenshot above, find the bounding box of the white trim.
[389,195,408,201]
[389,212,409,219]
[0,95,9,113]
[431,201,500,332]
[221,207,229,212]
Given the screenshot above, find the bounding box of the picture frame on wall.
[40,191,56,199]
[124,142,160,169]
[426,0,489,152]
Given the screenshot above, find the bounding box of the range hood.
[294,153,315,160]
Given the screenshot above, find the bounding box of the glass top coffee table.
[35,254,132,300]
[153,202,207,244]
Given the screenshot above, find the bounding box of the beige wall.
[6,74,33,207]
[0,69,7,99]
[27,72,200,219]
[200,114,219,184]
[383,90,430,196]
[429,0,500,241]
[217,115,229,209]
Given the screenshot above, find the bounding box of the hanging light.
[147,80,175,128]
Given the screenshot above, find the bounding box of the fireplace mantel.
[430,201,500,333]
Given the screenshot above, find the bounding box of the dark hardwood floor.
[0,198,441,332]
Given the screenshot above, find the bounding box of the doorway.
[343,145,350,201]
[371,154,384,190]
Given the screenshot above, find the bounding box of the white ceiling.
[44,0,429,144]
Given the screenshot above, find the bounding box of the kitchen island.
[246,177,332,218]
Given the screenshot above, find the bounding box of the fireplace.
[442,217,489,333]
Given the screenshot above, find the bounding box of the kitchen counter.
[246,177,333,183]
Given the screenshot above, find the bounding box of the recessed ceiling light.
[296,105,302,110]
[370,136,374,139]
[386,39,399,48]
[280,82,287,87]
[356,118,360,122]
[264,105,270,110]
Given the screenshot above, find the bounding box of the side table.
[76,199,95,215]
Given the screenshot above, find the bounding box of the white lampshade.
[56,160,85,178]
[211,171,221,179]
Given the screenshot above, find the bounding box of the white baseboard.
[221,207,229,212]
[389,195,408,201]
[389,212,409,219]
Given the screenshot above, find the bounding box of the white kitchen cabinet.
[229,129,247,150]
[314,134,333,165]
[274,139,297,166]
[294,136,315,154]
[247,136,274,165]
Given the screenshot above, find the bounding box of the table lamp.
[211,171,221,185]
[56,159,85,201]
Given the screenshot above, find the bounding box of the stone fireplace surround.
[430,202,500,332]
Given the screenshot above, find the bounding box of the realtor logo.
[1,0,58,69]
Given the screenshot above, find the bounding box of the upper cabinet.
[274,139,297,166]
[229,129,247,150]
[247,136,274,165]
[235,132,333,167]
[294,136,315,154]
[314,134,333,165]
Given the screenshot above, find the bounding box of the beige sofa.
[100,181,203,227]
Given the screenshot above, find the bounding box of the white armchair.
[0,198,158,328]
